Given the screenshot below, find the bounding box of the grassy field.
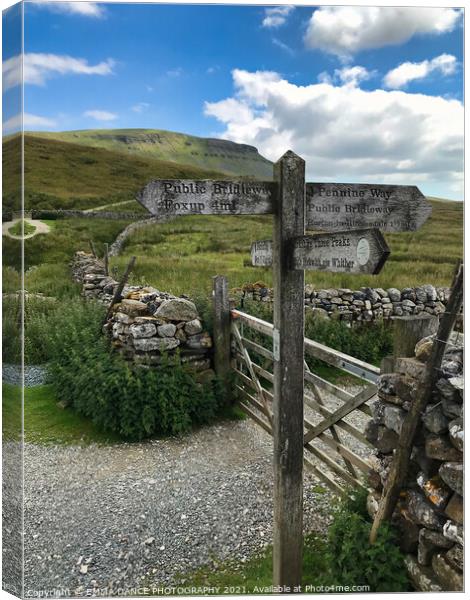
[2,217,134,297]
[26,128,273,179]
[2,384,123,445]
[2,135,227,212]
[111,198,462,296]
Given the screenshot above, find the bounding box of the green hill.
[26,128,274,180]
[2,135,228,211]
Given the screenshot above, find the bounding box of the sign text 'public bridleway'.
[251,228,390,275]
[305,183,431,232]
[137,179,275,216]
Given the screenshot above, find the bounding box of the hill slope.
[26,129,274,179]
[2,135,228,211]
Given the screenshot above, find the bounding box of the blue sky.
[2,2,464,199]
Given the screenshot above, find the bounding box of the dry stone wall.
[365,333,463,591]
[235,283,451,323]
[72,251,212,372]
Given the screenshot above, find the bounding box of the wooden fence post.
[104,243,109,276]
[392,314,439,359]
[272,150,305,590]
[212,275,231,398]
[102,256,136,326]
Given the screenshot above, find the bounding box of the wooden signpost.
[305,183,431,232]
[251,228,390,275]
[137,154,431,592]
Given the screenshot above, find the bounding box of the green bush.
[47,300,225,440]
[326,488,410,592]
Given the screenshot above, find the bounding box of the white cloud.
[304,7,461,58]
[204,69,463,197]
[3,53,115,90]
[272,37,294,56]
[34,2,106,18]
[3,112,57,134]
[131,102,150,113]
[384,54,457,89]
[334,65,371,88]
[84,110,118,121]
[262,6,294,29]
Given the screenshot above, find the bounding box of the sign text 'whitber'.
[251,228,390,275]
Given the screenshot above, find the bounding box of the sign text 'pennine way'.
[137,179,274,216]
[251,228,390,275]
[305,183,431,232]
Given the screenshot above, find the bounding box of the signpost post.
[137,155,432,593]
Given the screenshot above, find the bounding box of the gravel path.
[2,364,48,387]
[24,419,334,597]
[2,218,51,240]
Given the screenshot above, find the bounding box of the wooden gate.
[231,309,379,494]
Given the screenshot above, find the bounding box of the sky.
[2,1,465,199]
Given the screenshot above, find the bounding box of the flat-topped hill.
[2,135,227,211]
[25,128,274,180]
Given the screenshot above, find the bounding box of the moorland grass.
[111,199,462,296]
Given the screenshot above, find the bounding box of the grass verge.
[2,383,122,445]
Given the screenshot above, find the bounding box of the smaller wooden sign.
[251,228,390,274]
[137,179,275,216]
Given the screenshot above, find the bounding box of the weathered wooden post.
[272,151,305,590]
[392,314,438,358]
[212,275,231,399]
[104,242,109,276]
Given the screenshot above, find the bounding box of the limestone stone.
[416,473,451,509]
[376,426,399,453]
[384,404,406,435]
[422,403,449,434]
[445,545,463,572]
[185,332,213,350]
[441,397,462,419]
[377,372,400,396]
[432,553,463,591]
[175,328,187,342]
[448,418,463,452]
[443,520,463,545]
[119,299,149,316]
[114,312,134,325]
[444,493,463,525]
[366,491,381,519]
[404,555,442,592]
[439,462,463,496]
[154,298,198,322]
[129,323,157,339]
[311,307,329,320]
[406,491,445,530]
[157,323,177,337]
[415,336,434,363]
[133,337,180,352]
[395,374,418,404]
[184,318,203,335]
[418,529,453,566]
[395,357,426,381]
[425,435,462,462]
[394,511,420,553]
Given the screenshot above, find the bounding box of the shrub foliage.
[46,300,224,440]
[326,488,410,592]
